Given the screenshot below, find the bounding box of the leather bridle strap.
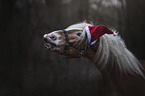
[62,29,91,57]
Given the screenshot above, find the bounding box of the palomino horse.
[43,22,145,96]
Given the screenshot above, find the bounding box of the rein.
[62,29,91,57]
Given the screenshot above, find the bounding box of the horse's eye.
[50,34,57,40]
[76,33,81,36]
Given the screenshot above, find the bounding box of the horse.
[43,21,145,96]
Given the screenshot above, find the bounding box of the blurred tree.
[123,0,145,59]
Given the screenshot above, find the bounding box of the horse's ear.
[83,20,87,23]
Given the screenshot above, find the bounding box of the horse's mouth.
[44,43,51,49]
[44,43,53,49]
[44,43,58,51]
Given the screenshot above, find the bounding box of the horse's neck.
[84,43,145,95]
[85,45,126,95]
[83,41,121,79]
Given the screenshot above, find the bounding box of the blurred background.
[0,0,145,96]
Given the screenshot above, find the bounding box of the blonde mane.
[94,34,144,77]
[66,22,145,78]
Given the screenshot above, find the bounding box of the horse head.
[43,23,90,57]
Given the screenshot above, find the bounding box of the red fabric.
[88,25,113,41]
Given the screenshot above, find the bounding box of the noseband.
[62,29,91,57]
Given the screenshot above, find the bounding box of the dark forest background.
[0,0,145,96]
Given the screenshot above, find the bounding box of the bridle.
[62,29,91,57]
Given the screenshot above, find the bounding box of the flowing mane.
[66,22,145,78]
[94,34,144,77]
